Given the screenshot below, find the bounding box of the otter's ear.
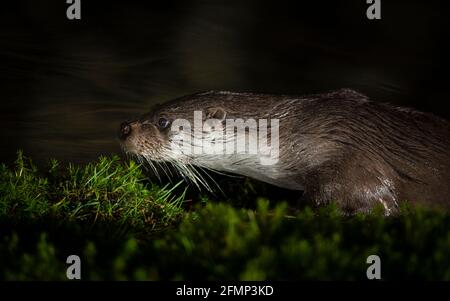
[205,107,226,121]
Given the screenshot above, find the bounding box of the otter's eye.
[157,117,170,129]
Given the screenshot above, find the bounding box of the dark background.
[0,0,448,165]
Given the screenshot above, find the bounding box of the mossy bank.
[1,152,449,280]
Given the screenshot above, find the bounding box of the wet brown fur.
[120,89,450,214]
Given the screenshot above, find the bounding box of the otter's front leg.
[301,167,400,216]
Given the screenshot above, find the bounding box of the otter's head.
[118,92,231,166]
[118,91,282,190]
[118,92,238,191]
[118,111,174,162]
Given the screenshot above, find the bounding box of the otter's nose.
[119,122,132,140]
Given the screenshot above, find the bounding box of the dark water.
[1,0,448,165]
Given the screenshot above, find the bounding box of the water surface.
[1,0,448,165]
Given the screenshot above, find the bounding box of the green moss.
[0,152,449,280]
[0,151,185,232]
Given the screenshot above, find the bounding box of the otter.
[119,89,450,215]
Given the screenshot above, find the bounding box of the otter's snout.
[119,122,132,140]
